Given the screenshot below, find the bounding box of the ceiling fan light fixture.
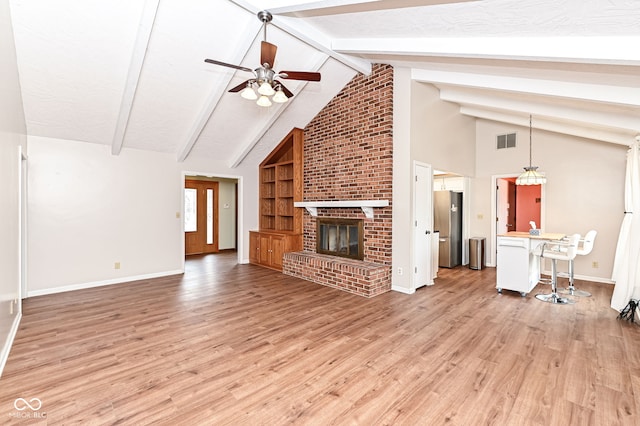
[240,86,257,100]
[258,81,275,96]
[516,114,546,186]
[272,88,288,103]
[256,95,272,107]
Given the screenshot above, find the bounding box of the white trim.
[490,173,546,267]
[0,312,22,378]
[295,200,389,218]
[392,285,415,295]
[551,271,615,285]
[27,270,184,298]
[181,171,244,266]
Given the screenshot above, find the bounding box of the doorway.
[184,179,219,255]
[490,174,545,266]
[496,177,542,234]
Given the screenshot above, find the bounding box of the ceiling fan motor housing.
[255,67,275,85]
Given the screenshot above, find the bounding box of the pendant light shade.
[272,88,288,103]
[516,115,547,186]
[256,95,272,107]
[258,81,276,96]
[240,86,257,100]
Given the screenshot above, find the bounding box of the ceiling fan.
[204,10,321,107]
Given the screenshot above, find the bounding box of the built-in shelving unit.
[251,128,303,271]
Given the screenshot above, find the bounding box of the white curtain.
[611,138,640,311]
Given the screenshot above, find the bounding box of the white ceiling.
[9,0,640,168]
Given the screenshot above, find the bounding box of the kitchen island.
[496,231,565,296]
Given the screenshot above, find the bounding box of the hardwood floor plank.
[1,253,638,425]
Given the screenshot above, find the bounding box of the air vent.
[496,133,516,149]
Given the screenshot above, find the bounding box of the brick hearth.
[283,252,390,298]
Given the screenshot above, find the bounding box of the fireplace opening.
[317,218,364,260]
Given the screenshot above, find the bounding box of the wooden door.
[184,180,219,255]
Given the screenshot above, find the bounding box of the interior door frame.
[181,172,243,269]
[490,173,546,267]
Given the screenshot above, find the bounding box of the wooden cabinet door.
[270,235,285,269]
[258,234,271,266]
[249,232,260,264]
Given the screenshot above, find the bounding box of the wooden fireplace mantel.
[294,200,389,219]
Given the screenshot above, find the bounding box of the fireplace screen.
[317,218,364,260]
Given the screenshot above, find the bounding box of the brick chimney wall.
[282,64,393,297]
[303,63,393,265]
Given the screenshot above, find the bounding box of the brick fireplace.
[282,64,393,297]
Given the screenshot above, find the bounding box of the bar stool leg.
[536,259,575,304]
[559,259,591,297]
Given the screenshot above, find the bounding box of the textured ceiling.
[9,0,640,168]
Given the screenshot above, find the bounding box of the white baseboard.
[392,285,415,295]
[27,269,184,298]
[0,311,22,378]
[546,271,614,285]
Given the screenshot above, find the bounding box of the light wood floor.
[1,252,639,425]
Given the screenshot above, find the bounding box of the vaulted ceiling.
[9,0,640,168]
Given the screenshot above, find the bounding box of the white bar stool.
[533,234,581,304]
[559,230,597,297]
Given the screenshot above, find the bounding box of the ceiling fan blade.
[228,79,253,93]
[279,71,321,82]
[261,41,277,68]
[274,80,294,98]
[204,59,253,73]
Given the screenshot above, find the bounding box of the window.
[184,188,197,232]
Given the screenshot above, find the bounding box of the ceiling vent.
[497,133,516,150]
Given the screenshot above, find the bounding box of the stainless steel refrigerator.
[434,191,463,268]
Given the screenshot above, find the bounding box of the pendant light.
[516,115,547,186]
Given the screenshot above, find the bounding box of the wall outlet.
[114,262,121,270]
[176,212,180,218]
[397,267,403,275]
[477,213,484,220]
[592,261,599,269]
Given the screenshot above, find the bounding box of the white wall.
[410,82,476,177]
[392,74,476,293]
[27,137,184,295]
[0,0,27,376]
[472,119,628,281]
[26,136,259,296]
[392,68,414,293]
